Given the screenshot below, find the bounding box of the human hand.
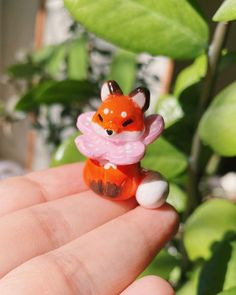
[0,163,178,294]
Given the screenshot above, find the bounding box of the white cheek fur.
[91,122,108,137]
[91,122,144,142]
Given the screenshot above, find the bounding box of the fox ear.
[129,87,150,111]
[101,80,123,101]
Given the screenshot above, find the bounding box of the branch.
[185,22,230,217]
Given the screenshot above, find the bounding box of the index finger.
[0,204,178,295]
[0,163,87,216]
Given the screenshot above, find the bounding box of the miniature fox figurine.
[75,80,169,208]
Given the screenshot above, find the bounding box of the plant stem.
[199,22,230,112]
[185,22,230,217]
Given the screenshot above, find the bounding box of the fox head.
[92,80,150,142]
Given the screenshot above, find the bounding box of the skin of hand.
[0,163,179,295]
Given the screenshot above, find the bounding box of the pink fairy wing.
[75,133,145,165]
[107,141,145,165]
[76,112,95,135]
[143,114,164,146]
[75,134,106,159]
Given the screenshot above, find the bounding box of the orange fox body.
[85,94,147,200]
[84,159,145,200]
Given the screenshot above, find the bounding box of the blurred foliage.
[173,54,207,97]
[142,137,188,180]
[177,263,203,295]
[51,132,85,166]
[213,0,236,22]
[199,82,236,156]
[167,183,187,213]
[4,0,236,293]
[139,248,181,281]
[217,287,236,295]
[197,234,236,295]
[64,0,209,59]
[184,199,236,260]
[5,33,100,144]
[155,94,184,128]
[108,49,137,94]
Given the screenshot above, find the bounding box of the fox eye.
[122,118,133,127]
[98,114,103,122]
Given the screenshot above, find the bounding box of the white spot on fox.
[104,162,117,170]
[121,111,127,118]
[104,108,109,115]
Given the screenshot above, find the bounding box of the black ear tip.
[129,86,150,111]
[106,80,123,95]
[140,87,150,111]
[136,87,150,98]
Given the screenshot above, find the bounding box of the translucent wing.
[76,112,95,135]
[107,141,145,165]
[143,114,164,146]
[75,134,106,159]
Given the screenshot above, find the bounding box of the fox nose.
[106,129,113,136]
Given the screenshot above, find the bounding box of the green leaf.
[15,81,55,112]
[198,236,236,295]
[64,0,209,59]
[7,62,42,79]
[15,88,38,112]
[68,37,89,80]
[217,287,236,295]
[36,80,98,105]
[184,199,236,261]
[51,132,85,166]
[177,280,196,295]
[45,44,66,78]
[213,0,236,22]
[139,249,180,280]
[155,95,184,128]
[32,45,57,64]
[168,51,236,154]
[176,263,202,295]
[164,82,202,154]
[167,183,187,213]
[15,80,97,111]
[141,137,188,180]
[108,49,136,94]
[199,82,236,156]
[174,54,206,97]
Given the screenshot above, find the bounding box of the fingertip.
[158,202,180,235]
[133,202,180,241]
[121,275,175,295]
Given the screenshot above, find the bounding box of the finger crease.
[47,251,96,295]
[29,207,73,249]
[24,176,48,203]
